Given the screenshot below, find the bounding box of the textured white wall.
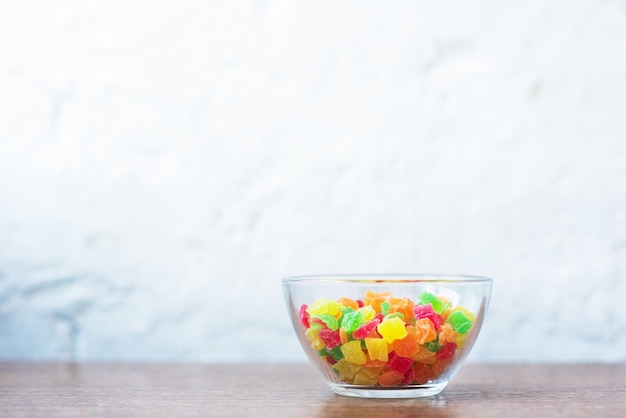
[1,0,625,363]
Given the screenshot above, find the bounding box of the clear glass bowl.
[282,274,493,398]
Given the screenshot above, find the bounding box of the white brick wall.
[1,0,625,362]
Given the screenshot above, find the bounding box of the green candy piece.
[381,302,390,316]
[314,314,339,331]
[447,311,473,334]
[325,345,344,361]
[425,340,442,353]
[418,292,449,314]
[309,322,324,331]
[338,307,354,328]
[341,310,365,333]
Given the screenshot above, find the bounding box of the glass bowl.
[282,274,493,398]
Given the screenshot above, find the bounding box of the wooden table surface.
[1,362,625,417]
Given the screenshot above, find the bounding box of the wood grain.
[0,363,624,417]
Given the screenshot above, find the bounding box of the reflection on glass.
[314,395,456,418]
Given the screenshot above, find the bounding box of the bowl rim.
[282,273,493,283]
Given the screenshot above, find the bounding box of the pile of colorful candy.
[299,291,476,387]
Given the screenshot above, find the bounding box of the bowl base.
[329,382,448,399]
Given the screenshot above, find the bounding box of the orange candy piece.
[364,290,392,313]
[363,359,387,368]
[414,318,437,344]
[438,323,457,344]
[337,297,359,311]
[387,298,415,320]
[392,326,420,358]
[339,328,349,345]
[377,370,404,387]
[413,345,437,364]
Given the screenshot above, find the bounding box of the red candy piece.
[413,304,444,331]
[413,363,435,384]
[436,342,457,361]
[326,356,337,365]
[430,314,444,331]
[352,318,381,339]
[356,299,364,308]
[375,313,384,323]
[299,304,310,328]
[388,353,413,374]
[402,365,415,385]
[318,329,341,349]
[431,358,450,376]
[413,304,432,316]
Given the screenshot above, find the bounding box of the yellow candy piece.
[377,317,408,343]
[358,306,376,322]
[305,328,324,350]
[364,338,389,362]
[340,340,367,365]
[455,331,468,349]
[333,359,361,381]
[360,366,384,379]
[353,368,380,386]
[306,298,343,317]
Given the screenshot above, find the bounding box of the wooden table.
[1,362,624,417]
